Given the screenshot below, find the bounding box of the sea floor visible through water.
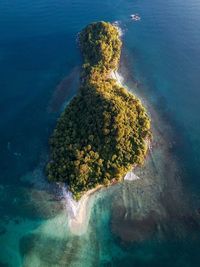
[1,0,200,265]
[1,52,200,267]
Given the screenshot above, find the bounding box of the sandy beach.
[65,185,103,235]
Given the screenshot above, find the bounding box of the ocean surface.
[1,0,200,266]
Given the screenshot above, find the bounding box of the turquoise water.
[1,0,200,266]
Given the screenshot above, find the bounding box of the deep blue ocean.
[1,0,200,266]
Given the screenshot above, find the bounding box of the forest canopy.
[46,22,151,200]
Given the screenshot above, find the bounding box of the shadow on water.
[48,66,80,113]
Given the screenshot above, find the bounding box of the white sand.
[124,171,140,181]
[62,186,102,235]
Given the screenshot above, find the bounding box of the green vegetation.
[46,22,151,200]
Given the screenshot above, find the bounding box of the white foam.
[110,70,124,85]
[113,21,124,37]
[61,185,101,235]
[61,186,79,218]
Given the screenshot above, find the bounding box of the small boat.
[130,14,141,21]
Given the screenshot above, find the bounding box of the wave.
[61,186,79,218]
[113,21,124,37]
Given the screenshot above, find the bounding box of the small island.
[46,21,151,200]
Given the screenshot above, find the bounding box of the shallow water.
[1,0,200,266]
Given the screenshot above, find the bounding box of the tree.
[46,21,151,200]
